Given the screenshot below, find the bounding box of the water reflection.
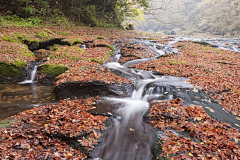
[0,83,56,119]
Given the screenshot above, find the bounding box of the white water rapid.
[92,79,157,160]
[93,60,193,160]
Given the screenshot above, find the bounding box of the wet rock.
[152,71,164,76]
[88,99,124,117]
[37,74,56,85]
[54,81,134,100]
[144,84,240,131]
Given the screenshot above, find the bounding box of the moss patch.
[91,57,103,64]
[35,31,49,38]
[1,33,29,43]
[0,118,19,129]
[1,35,17,42]
[97,36,104,39]
[0,61,22,77]
[106,45,115,51]
[14,60,26,69]
[39,64,68,76]
[168,60,184,65]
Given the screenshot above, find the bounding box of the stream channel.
[0,50,57,119]
[0,37,240,159]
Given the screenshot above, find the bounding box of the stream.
[0,36,240,159]
[89,38,240,159]
[177,37,240,53]
[0,50,56,119]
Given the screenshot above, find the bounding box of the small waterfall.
[19,65,38,84]
[112,43,122,62]
[103,62,157,79]
[30,65,37,82]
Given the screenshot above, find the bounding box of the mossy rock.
[0,61,23,77]
[38,64,68,77]
[14,60,27,68]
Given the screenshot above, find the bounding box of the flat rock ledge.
[54,80,134,100]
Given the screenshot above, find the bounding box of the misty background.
[133,0,240,36]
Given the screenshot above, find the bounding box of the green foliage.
[83,5,98,27]
[0,15,41,27]
[27,17,43,25]
[0,0,149,28]
[39,64,68,76]
[97,21,116,28]
[0,62,22,77]
[114,0,147,26]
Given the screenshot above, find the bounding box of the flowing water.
[90,38,240,159]
[18,65,38,84]
[91,39,190,159]
[91,73,194,160]
[0,83,55,119]
[177,37,240,53]
[0,51,56,120]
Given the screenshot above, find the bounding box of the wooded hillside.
[136,0,240,36]
[0,0,148,27]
